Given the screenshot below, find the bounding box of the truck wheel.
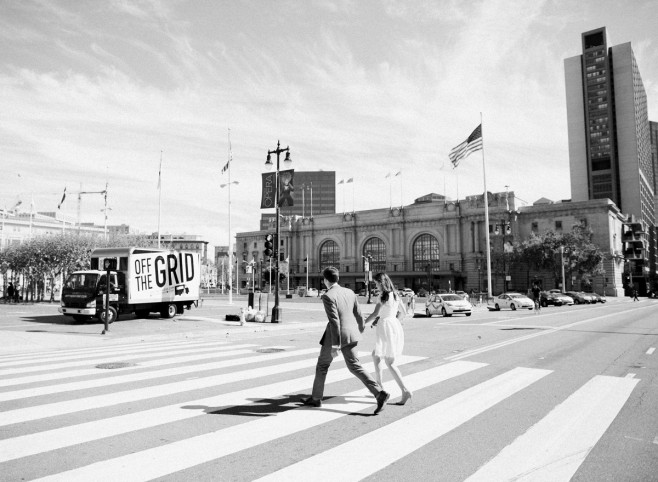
[98,306,117,324]
[161,303,177,319]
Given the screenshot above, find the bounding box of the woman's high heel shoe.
[398,390,413,406]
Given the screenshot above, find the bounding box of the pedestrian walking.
[5,282,14,304]
[364,272,412,405]
[532,283,541,313]
[300,267,390,415]
[632,288,639,301]
[13,283,20,303]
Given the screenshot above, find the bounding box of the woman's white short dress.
[373,295,404,358]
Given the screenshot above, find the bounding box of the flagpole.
[352,180,355,212]
[399,171,403,207]
[443,171,448,205]
[387,173,392,209]
[157,150,163,248]
[29,194,34,238]
[481,113,493,299]
[227,129,234,305]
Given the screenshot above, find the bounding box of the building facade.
[565,27,656,294]
[236,192,628,297]
[0,212,105,251]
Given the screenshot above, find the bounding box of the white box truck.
[59,247,201,323]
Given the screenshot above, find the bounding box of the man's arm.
[353,296,365,332]
[322,294,341,349]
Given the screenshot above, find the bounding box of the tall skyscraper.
[564,27,655,228]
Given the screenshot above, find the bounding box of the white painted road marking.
[0,355,426,463]
[256,367,550,482]
[466,375,638,482]
[32,361,483,482]
[0,347,320,426]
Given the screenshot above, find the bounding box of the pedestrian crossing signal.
[103,258,117,270]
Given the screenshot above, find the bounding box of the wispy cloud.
[1,0,657,243]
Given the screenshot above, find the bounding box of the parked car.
[455,290,470,301]
[425,293,472,317]
[305,288,319,297]
[539,291,564,307]
[490,292,535,311]
[401,288,415,297]
[565,291,591,304]
[552,293,574,305]
[548,289,574,305]
[417,288,429,297]
[587,292,607,303]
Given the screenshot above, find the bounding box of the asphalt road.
[0,295,656,481]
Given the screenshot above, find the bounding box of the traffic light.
[264,233,274,258]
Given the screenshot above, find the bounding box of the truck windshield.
[64,273,99,291]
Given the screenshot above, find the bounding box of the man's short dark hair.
[323,266,339,283]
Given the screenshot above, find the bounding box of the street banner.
[261,172,276,209]
[278,169,294,207]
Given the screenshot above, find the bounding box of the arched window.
[363,237,386,272]
[413,234,440,271]
[319,240,340,271]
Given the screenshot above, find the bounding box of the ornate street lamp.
[265,141,291,323]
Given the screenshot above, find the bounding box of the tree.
[513,226,604,289]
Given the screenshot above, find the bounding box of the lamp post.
[560,246,566,293]
[362,254,372,303]
[265,141,291,323]
[493,207,518,293]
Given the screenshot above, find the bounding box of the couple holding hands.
[300,267,412,414]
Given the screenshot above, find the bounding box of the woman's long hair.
[374,272,397,303]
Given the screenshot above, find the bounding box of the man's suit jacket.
[320,283,364,349]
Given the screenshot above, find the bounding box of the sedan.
[548,289,574,305]
[565,291,592,304]
[539,291,564,307]
[490,292,535,311]
[425,293,472,317]
[588,292,607,303]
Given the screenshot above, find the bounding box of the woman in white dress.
[364,272,412,405]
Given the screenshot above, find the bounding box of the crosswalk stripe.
[0,343,258,390]
[0,347,320,427]
[464,375,638,481]
[31,360,482,482]
[0,341,239,376]
[0,347,259,402]
[0,355,427,463]
[0,339,228,367]
[255,366,551,482]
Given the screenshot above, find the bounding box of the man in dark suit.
[301,267,390,414]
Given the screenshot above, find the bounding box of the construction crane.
[77,183,108,234]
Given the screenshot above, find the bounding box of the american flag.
[449,124,482,168]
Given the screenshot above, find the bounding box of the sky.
[2,0,658,251]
